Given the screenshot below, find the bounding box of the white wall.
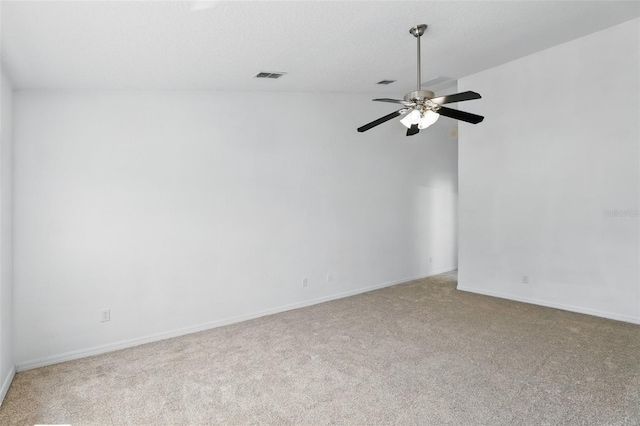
[13,90,458,368]
[0,66,14,402]
[458,18,640,323]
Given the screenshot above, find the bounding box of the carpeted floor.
[1,271,639,425]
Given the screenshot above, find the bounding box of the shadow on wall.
[411,116,459,276]
[413,184,458,276]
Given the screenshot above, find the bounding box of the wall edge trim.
[457,286,640,325]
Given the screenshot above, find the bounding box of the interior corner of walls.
[0,64,14,89]
[0,365,15,406]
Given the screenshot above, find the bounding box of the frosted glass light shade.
[418,110,439,129]
[400,109,440,129]
[400,110,421,128]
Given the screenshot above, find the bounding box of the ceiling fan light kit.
[357,24,484,136]
[400,109,439,130]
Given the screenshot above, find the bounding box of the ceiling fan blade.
[357,110,403,133]
[373,98,415,106]
[430,91,481,105]
[437,106,484,124]
[406,124,420,136]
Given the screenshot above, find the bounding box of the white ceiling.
[2,1,639,93]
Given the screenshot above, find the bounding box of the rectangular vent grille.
[376,80,396,85]
[255,72,286,79]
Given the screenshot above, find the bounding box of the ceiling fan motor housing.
[404,90,435,103]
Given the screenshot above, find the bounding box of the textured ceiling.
[2,1,639,93]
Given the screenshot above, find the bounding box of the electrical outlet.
[522,275,529,284]
[327,274,333,283]
[101,309,111,322]
[302,278,308,287]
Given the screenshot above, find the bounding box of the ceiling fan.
[357,24,484,136]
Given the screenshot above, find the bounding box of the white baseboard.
[16,267,456,372]
[457,286,640,325]
[0,365,15,406]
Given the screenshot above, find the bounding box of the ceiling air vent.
[376,79,396,85]
[255,71,286,79]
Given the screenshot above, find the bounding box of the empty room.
[0,0,639,424]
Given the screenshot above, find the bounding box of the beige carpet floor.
[1,271,639,425]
